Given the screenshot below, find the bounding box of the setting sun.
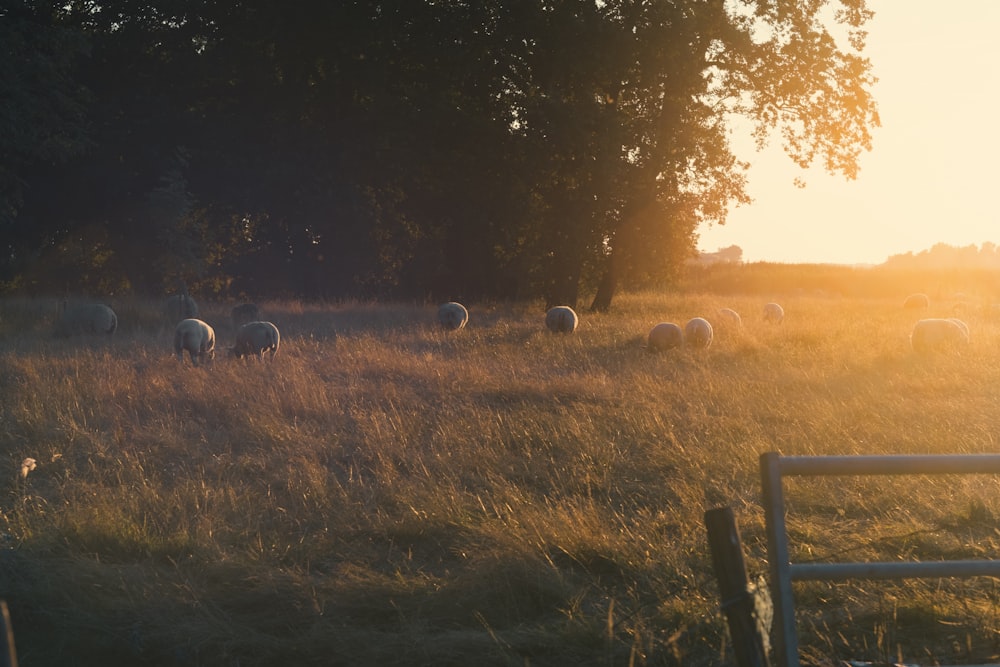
[700,2,1000,265]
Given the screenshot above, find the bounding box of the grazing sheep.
[545,306,578,333]
[718,308,742,327]
[947,317,970,340]
[165,293,199,322]
[647,322,684,352]
[54,303,118,337]
[231,303,260,330]
[910,318,969,354]
[174,318,215,366]
[763,302,784,323]
[903,293,930,310]
[438,302,469,331]
[684,317,714,350]
[229,321,280,361]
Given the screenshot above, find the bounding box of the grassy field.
[2,275,1000,666]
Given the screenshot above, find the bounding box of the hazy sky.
[697,2,1000,265]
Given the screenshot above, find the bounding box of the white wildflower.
[20,458,36,479]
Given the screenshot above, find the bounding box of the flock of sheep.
[170,298,280,366]
[436,302,582,336]
[442,295,971,356]
[903,292,972,354]
[54,294,281,366]
[436,301,784,352]
[642,302,783,352]
[50,291,973,362]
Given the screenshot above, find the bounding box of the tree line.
[884,243,1000,271]
[2,0,879,309]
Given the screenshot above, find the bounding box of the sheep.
[763,302,784,323]
[717,308,742,327]
[947,317,970,340]
[684,317,714,350]
[165,293,199,322]
[903,293,930,310]
[647,322,683,352]
[910,318,969,354]
[438,302,469,331]
[229,321,280,361]
[174,318,215,366]
[545,305,578,333]
[54,303,118,337]
[231,303,260,330]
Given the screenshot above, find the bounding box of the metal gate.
[760,451,1000,667]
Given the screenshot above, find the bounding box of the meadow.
[3,266,1000,666]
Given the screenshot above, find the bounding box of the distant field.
[2,284,1000,666]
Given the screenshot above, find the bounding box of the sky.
[697,2,1000,265]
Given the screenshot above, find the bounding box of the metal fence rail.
[760,451,1000,667]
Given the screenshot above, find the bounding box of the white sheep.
[231,303,260,330]
[174,318,215,366]
[763,302,784,323]
[903,293,930,310]
[684,317,714,350]
[947,317,970,340]
[54,303,118,337]
[647,322,683,352]
[910,318,969,354]
[545,305,578,333]
[165,293,199,322]
[717,308,742,327]
[229,321,280,361]
[438,302,469,331]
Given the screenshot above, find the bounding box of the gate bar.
[791,559,1000,582]
[760,451,1000,667]
[775,454,1000,477]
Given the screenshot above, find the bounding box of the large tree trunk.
[589,262,616,313]
[589,192,656,313]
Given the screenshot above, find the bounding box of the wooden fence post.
[705,506,771,667]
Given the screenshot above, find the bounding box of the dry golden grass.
[2,283,1000,665]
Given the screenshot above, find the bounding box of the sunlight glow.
[699,2,1000,265]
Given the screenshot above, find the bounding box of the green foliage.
[0,3,94,288]
[4,1,878,306]
[0,3,92,206]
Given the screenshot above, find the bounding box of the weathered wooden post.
[705,506,771,667]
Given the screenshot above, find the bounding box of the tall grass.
[2,287,1000,665]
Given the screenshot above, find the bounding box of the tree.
[2,0,878,304]
[486,0,879,310]
[0,2,92,288]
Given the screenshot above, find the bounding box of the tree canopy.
[2,0,879,307]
